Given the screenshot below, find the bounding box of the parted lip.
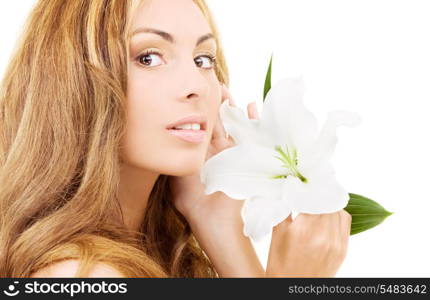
[166,115,207,130]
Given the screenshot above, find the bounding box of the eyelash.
[136,49,217,69]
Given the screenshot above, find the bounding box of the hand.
[266,210,352,277]
[169,83,260,224]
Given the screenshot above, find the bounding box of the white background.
[1,1,429,276]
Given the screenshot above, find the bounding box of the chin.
[165,155,205,177]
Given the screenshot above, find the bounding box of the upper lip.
[166,115,207,130]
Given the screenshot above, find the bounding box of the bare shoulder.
[30,259,125,278]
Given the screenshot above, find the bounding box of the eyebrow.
[131,27,215,47]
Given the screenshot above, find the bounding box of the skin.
[119,0,221,230]
[119,0,352,277]
[267,211,352,277]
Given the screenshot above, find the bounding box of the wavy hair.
[0,0,229,277]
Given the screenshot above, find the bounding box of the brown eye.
[195,55,216,69]
[137,51,163,67]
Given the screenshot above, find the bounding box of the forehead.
[131,0,212,38]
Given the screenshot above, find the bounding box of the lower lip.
[167,129,206,144]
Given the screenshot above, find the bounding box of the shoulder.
[30,259,126,278]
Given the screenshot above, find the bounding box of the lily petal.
[219,100,264,145]
[201,144,285,200]
[284,162,349,213]
[300,110,362,171]
[260,76,319,152]
[241,196,292,241]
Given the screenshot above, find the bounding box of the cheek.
[126,67,172,134]
[121,74,171,171]
[121,99,162,169]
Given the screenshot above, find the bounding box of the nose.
[175,57,210,103]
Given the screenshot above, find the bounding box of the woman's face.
[122,0,222,176]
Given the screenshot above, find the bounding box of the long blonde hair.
[0,0,229,277]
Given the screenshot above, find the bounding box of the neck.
[118,162,160,232]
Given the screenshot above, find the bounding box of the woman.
[0,0,351,277]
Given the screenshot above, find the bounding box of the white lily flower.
[200,76,362,241]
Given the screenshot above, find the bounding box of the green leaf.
[263,53,273,102]
[344,193,393,235]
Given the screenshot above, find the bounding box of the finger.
[247,101,259,119]
[334,210,341,238]
[221,83,237,107]
[212,83,230,141]
[272,213,294,233]
[295,212,321,223]
[217,83,236,143]
[342,209,352,223]
[340,209,352,236]
[322,211,340,233]
[339,210,351,254]
[211,107,235,146]
[211,110,227,141]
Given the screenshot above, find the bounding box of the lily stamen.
[273,145,308,183]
